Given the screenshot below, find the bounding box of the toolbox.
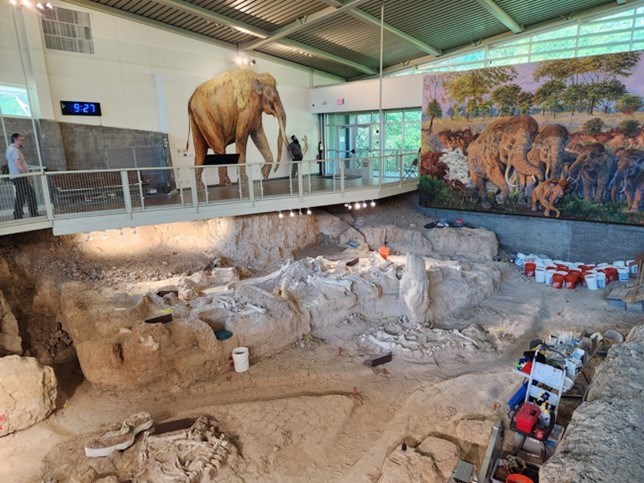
[514,402,541,433]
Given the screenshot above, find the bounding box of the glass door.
[334,124,371,177]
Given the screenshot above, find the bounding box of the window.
[0,85,31,117]
[41,7,94,54]
[392,6,644,76]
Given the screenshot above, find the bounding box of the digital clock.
[60,101,102,116]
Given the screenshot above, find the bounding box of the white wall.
[309,74,424,113]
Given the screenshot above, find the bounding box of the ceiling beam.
[63,0,375,76]
[242,0,372,51]
[475,0,523,33]
[321,0,442,56]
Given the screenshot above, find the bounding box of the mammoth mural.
[187,70,289,186]
[467,115,543,208]
[610,148,644,211]
[567,143,618,203]
[527,125,570,180]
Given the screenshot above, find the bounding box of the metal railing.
[0,153,419,236]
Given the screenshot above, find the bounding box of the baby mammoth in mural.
[609,148,644,212]
[187,70,289,186]
[467,115,543,208]
[567,143,617,204]
[531,178,572,218]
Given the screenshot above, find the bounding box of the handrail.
[0,154,419,236]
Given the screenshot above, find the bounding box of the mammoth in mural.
[527,125,570,180]
[531,178,572,218]
[609,148,644,211]
[467,115,543,208]
[567,143,617,203]
[187,70,289,186]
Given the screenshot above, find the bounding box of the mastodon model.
[187,70,289,186]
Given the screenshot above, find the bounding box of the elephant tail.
[186,116,192,151]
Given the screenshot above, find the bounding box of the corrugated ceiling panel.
[498,0,612,28]
[192,0,326,30]
[256,43,362,79]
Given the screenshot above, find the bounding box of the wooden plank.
[365,352,392,367]
[145,313,173,324]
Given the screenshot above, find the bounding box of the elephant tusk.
[504,164,519,189]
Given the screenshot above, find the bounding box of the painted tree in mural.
[532,52,640,115]
[423,76,444,133]
[616,93,643,114]
[442,67,517,121]
[490,83,533,116]
[534,80,566,116]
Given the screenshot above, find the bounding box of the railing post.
[120,171,133,215]
[247,163,255,203]
[39,173,54,220]
[340,157,345,193]
[379,154,384,187]
[137,169,145,209]
[189,166,199,209]
[298,162,304,200]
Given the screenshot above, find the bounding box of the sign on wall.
[419,51,644,226]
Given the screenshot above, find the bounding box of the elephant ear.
[253,78,263,95]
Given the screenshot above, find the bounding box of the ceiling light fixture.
[278,211,284,218]
[371,200,376,207]
[289,210,295,217]
[306,208,312,215]
[362,201,367,208]
[354,202,361,210]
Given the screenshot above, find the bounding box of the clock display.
[60,101,102,116]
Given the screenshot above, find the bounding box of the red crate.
[515,402,540,433]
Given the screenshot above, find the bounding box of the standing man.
[5,133,39,219]
[288,135,303,177]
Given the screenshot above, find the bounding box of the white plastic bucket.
[585,274,598,290]
[535,268,546,283]
[545,269,556,285]
[613,260,626,267]
[232,347,250,372]
[617,267,630,281]
[596,272,606,288]
[515,253,526,267]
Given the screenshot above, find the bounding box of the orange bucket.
[552,273,565,289]
[565,273,578,289]
[506,475,533,483]
[524,262,537,277]
[378,246,390,260]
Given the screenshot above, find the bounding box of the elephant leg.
[595,177,609,204]
[468,172,485,205]
[531,190,539,212]
[489,165,509,205]
[218,166,231,186]
[581,174,593,201]
[517,174,529,205]
[631,185,642,212]
[250,126,274,179]
[192,124,209,189]
[235,138,249,188]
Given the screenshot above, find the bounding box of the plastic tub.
[535,268,546,283]
[617,266,630,281]
[585,273,598,290]
[545,269,556,285]
[596,271,606,288]
[232,347,250,372]
[524,262,537,277]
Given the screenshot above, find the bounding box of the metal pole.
[11,6,45,171]
[378,2,384,159]
[0,106,8,148]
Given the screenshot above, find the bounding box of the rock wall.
[0,291,22,355]
[540,324,644,482]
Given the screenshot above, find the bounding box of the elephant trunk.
[274,104,289,173]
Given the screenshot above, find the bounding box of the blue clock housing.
[60,101,102,116]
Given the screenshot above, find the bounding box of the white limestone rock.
[399,254,433,325]
[0,355,57,437]
[0,290,22,355]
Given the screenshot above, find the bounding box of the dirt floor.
[0,196,641,482]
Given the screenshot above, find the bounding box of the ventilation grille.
[41,7,94,54]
